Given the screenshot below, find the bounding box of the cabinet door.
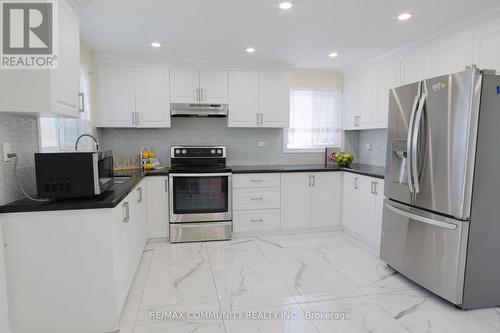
[310,172,342,227]
[401,56,426,85]
[51,0,80,117]
[259,72,290,128]
[97,66,135,127]
[375,61,400,127]
[342,78,358,129]
[135,68,171,128]
[199,70,228,104]
[170,68,199,103]
[358,72,376,127]
[132,183,147,257]
[372,179,385,252]
[145,177,169,239]
[425,32,473,78]
[228,71,259,127]
[342,172,359,232]
[474,18,500,74]
[280,173,311,229]
[356,176,377,244]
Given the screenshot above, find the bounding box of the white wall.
[0,220,10,333]
[289,69,343,90]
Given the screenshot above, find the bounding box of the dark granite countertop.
[0,164,384,214]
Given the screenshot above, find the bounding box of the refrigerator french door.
[380,67,484,306]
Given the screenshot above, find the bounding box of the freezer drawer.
[380,199,469,305]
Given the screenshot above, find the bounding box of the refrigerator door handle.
[412,93,427,194]
[407,92,421,193]
[384,203,457,230]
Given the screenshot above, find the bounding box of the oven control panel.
[171,146,226,158]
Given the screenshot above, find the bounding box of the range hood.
[170,103,228,117]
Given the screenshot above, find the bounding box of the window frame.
[283,87,344,153]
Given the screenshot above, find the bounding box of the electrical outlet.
[365,143,372,151]
[3,143,12,162]
[257,141,266,148]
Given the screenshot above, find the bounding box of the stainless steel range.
[169,145,232,243]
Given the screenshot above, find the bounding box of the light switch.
[257,141,266,148]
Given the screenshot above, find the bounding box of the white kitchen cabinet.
[1,180,147,333]
[310,172,342,227]
[97,66,135,127]
[425,32,473,78]
[281,172,341,229]
[342,72,380,130]
[259,71,290,127]
[375,61,400,127]
[342,77,358,130]
[401,55,426,85]
[233,187,281,210]
[358,72,376,127]
[233,209,280,232]
[170,68,228,104]
[228,70,289,128]
[145,176,169,239]
[135,68,170,127]
[0,0,80,117]
[228,70,260,127]
[96,66,170,128]
[342,173,385,251]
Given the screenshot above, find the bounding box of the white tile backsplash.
[0,114,39,205]
[357,129,387,167]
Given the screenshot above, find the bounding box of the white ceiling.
[76,0,500,69]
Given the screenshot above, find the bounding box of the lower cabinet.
[342,173,384,250]
[145,176,169,239]
[281,172,342,229]
[1,180,148,333]
[232,173,281,232]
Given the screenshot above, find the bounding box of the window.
[284,89,342,152]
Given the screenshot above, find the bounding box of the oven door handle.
[169,173,232,177]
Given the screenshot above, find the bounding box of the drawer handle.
[251,218,264,223]
[250,197,264,201]
[250,179,263,182]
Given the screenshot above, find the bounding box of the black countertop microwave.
[35,151,114,199]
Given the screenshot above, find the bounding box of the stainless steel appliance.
[169,145,232,243]
[34,151,114,199]
[170,103,228,117]
[381,65,500,309]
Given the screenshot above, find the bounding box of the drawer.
[233,173,280,189]
[233,187,280,210]
[233,209,280,232]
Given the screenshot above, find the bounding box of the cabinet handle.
[200,88,203,101]
[195,88,199,102]
[354,177,358,189]
[256,113,261,125]
[312,175,315,187]
[165,179,168,192]
[137,187,143,203]
[308,175,311,187]
[135,112,140,125]
[250,197,263,201]
[371,181,378,194]
[78,92,84,113]
[251,218,264,223]
[122,202,130,223]
[132,112,135,125]
[250,179,263,183]
[260,113,263,125]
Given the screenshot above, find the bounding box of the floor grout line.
[205,243,229,333]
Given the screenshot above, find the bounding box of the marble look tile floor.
[119,231,500,333]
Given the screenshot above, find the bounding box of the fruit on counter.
[144,163,154,170]
[334,153,354,167]
[149,152,156,158]
[142,151,157,158]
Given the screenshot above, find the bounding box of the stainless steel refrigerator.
[381,65,500,309]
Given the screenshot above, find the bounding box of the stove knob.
[182,149,187,155]
[217,149,222,154]
[175,149,181,154]
[211,149,216,154]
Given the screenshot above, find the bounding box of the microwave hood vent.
[170,103,228,117]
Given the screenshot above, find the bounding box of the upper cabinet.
[228,70,289,128]
[96,66,170,128]
[0,0,80,117]
[425,32,474,78]
[474,17,500,73]
[170,68,228,104]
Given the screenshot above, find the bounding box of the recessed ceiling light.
[279,2,293,10]
[329,52,339,58]
[245,47,256,53]
[398,12,412,21]
[151,42,161,48]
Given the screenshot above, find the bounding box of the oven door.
[169,173,232,223]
